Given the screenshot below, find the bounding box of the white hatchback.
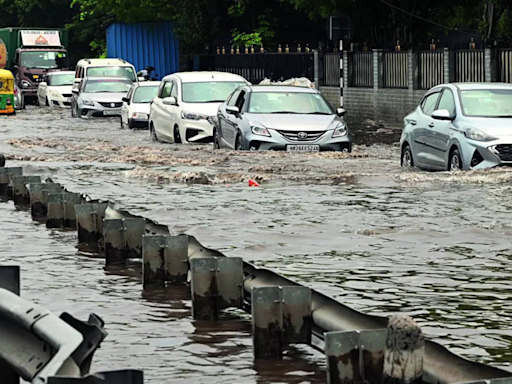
[37,71,75,107]
[149,72,249,144]
[120,81,160,129]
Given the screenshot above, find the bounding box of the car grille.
[276,130,325,142]
[494,144,512,162]
[99,102,122,108]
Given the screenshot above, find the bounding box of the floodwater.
[1,107,512,382]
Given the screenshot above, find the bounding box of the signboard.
[20,30,61,47]
[0,38,6,69]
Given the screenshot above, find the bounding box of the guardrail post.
[142,235,166,288]
[282,286,312,345]
[29,182,62,220]
[0,167,22,197]
[74,202,110,252]
[104,218,145,266]
[326,329,387,384]
[0,265,20,384]
[382,316,424,384]
[252,286,282,359]
[11,175,41,206]
[47,193,65,228]
[165,235,189,284]
[190,257,243,320]
[63,192,82,229]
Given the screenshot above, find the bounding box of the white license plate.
[286,145,320,152]
[103,110,121,116]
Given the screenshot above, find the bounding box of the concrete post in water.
[325,329,387,384]
[190,257,243,320]
[11,175,41,206]
[0,265,20,384]
[382,316,424,384]
[142,235,167,288]
[47,193,65,228]
[165,235,189,284]
[63,192,82,229]
[252,286,283,359]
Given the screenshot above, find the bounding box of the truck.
[0,28,69,103]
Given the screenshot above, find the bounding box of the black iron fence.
[382,52,408,88]
[193,53,314,84]
[348,52,373,87]
[498,49,512,83]
[454,49,485,82]
[417,51,444,90]
[323,53,341,86]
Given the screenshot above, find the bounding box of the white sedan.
[149,71,249,143]
[120,81,160,129]
[37,71,75,107]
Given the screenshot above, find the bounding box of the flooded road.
[1,107,512,380]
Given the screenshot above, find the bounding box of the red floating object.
[248,179,260,187]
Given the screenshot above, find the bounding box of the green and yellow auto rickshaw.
[0,69,15,115]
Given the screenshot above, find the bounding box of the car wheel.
[213,129,220,149]
[235,133,244,151]
[150,125,159,142]
[401,145,414,167]
[449,148,462,171]
[174,125,182,144]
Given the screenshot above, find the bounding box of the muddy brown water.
[1,107,512,382]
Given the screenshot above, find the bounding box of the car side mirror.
[72,88,79,94]
[122,97,129,103]
[138,77,146,82]
[39,82,47,87]
[336,108,346,117]
[226,106,240,115]
[162,96,177,106]
[432,109,454,121]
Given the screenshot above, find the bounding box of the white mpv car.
[149,72,249,143]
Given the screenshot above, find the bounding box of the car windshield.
[460,89,512,117]
[133,86,159,103]
[86,66,136,82]
[48,73,74,86]
[84,79,131,93]
[182,81,246,103]
[248,91,333,114]
[21,51,68,70]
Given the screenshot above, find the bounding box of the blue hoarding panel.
[106,21,179,80]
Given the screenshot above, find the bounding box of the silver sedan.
[70,77,132,118]
[215,85,351,152]
[401,83,512,171]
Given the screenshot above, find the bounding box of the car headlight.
[332,122,347,138]
[181,111,208,120]
[21,80,31,89]
[82,98,94,106]
[48,90,62,98]
[464,127,498,142]
[250,123,270,137]
[133,112,148,120]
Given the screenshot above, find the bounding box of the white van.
[74,58,138,84]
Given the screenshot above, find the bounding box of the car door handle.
[410,120,417,125]
[428,122,435,128]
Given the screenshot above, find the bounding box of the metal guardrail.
[2,160,512,383]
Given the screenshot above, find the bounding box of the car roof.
[249,85,317,93]
[77,58,133,66]
[134,81,160,87]
[47,71,75,76]
[164,71,248,83]
[83,76,132,82]
[451,82,512,91]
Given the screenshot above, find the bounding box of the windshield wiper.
[306,112,332,115]
[268,111,300,114]
[205,100,226,103]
